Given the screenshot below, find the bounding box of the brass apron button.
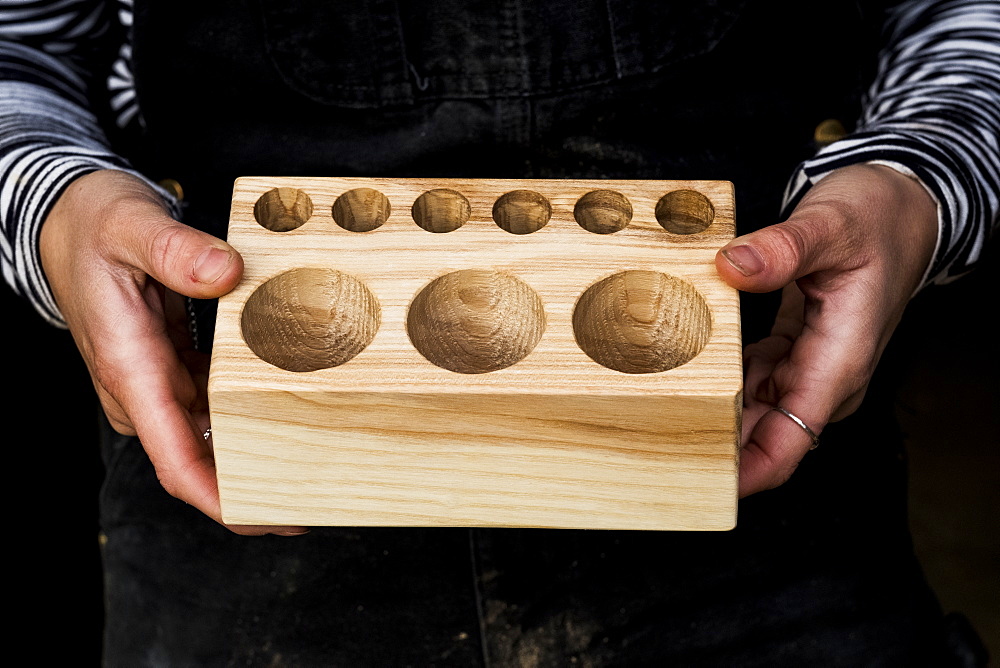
[157,178,185,202]
[814,119,848,148]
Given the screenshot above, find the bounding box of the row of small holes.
[253,187,715,236]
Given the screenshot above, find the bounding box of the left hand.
[39,169,306,535]
[715,164,937,497]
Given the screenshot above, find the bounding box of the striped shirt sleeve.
[783,0,1000,290]
[0,0,177,327]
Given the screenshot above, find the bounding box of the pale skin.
[715,163,937,495]
[40,164,937,530]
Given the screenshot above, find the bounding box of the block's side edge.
[211,389,739,530]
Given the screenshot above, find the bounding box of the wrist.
[863,162,941,294]
[40,170,176,310]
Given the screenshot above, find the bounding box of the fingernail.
[722,244,764,276]
[194,247,232,284]
[275,529,310,537]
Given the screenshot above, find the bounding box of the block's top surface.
[210,177,742,397]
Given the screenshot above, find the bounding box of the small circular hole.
[241,268,380,372]
[407,269,545,374]
[254,188,313,232]
[574,190,633,234]
[411,189,471,233]
[573,270,711,374]
[492,190,551,234]
[655,190,715,234]
[332,188,391,232]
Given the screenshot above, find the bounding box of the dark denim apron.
[97,1,951,665]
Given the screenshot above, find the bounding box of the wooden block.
[209,177,742,530]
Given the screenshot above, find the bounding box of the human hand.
[715,164,938,497]
[40,169,306,535]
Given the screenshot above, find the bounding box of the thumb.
[715,210,848,293]
[119,211,243,299]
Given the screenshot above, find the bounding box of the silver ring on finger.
[771,407,820,450]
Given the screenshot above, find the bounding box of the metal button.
[814,119,847,148]
[157,178,185,202]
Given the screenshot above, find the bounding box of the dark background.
[4,241,997,664]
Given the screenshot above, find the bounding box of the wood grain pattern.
[332,187,391,232]
[492,189,552,234]
[241,268,380,372]
[573,188,633,234]
[411,188,471,233]
[209,177,742,530]
[253,187,312,232]
[572,270,711,374]
[407,269,546,374]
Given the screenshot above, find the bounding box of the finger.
[743,333,793,404]
[743,285,803,407]
[112,211,243,300]
[87,280,302,535]
[740,294,876,496]
[739,407,817,497]
[739,395,772,450]
[128,373,220,516]
[95,385,137,436]
[764,287,876,420]
[123,359,307,536]
[738,286,824,496]
[740,350,812,494]
[715,207,858,293]
[136,393,304,535]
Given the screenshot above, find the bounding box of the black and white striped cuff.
[783,131,997,292]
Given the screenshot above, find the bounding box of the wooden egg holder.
[209,177,742,530]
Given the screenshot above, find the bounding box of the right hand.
[714,164,937,497]
[40,169,306,536]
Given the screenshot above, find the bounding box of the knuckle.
[768,223,813,266]
[156,470,183,501]
[91,350,129,397]
[836,356,875,399]
[767,456,801,490]
[793,203,872,267]
[154,455,210,506]
[832,394,865,422]
[753,375,780,405]
[795,200,850,233]
[90,357,143,435]
[102,404,136,435]
[108,419,137,437]
[147,224,190,274]
[95,381,135,434]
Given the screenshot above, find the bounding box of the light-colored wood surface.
[209,177,742,530]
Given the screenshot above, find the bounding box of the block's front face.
[209,177,742,530]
